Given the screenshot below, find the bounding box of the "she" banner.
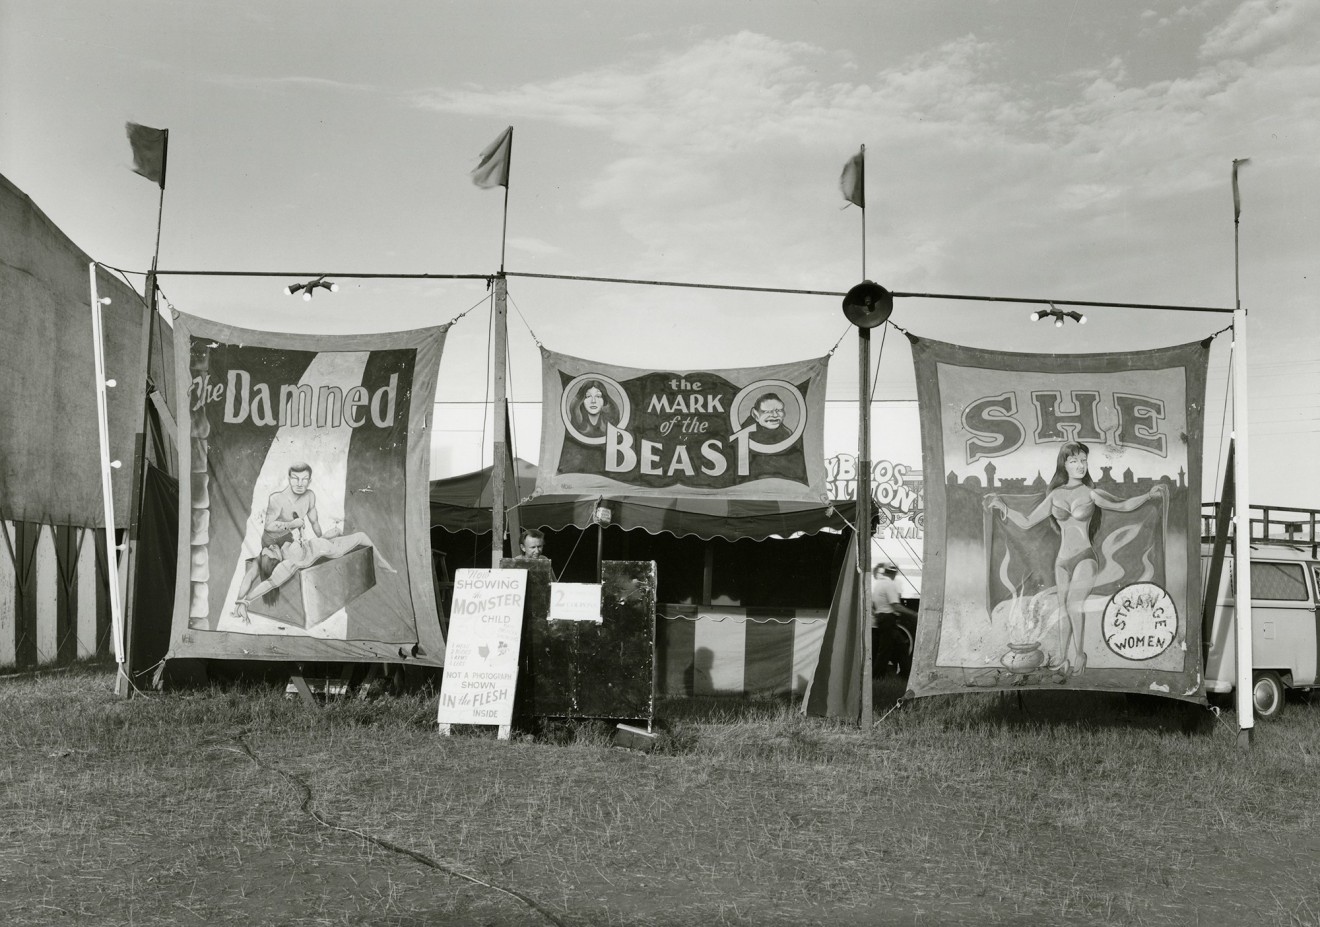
[908,336,1209,702]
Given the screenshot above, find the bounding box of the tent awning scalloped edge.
[429,460,855,542]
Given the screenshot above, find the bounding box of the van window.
[1246,562,1310,601]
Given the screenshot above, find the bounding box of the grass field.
[3,663,1319,927]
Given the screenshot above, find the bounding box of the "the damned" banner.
[908,337,1208,702]
[535,348,829,501]
[165,313,447,666]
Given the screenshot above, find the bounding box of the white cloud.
[205,74,378,94]
[407,21,1318,359]
[1201,0,1320,58]
[507,236,561,256]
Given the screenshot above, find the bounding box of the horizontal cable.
[889,290,1233,315]
[109,266,492,281]
[108,264,1236,314]
[508,271,1235,314]
[433,397,917,405]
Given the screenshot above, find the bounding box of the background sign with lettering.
[437,569,527,727]
[165,312,447,666]
[826,453,925,538]
[535,347,829,501]
[908,337,1208,702]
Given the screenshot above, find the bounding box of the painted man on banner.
[232,462,397,624]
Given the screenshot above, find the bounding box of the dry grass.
[3,664,1319,926]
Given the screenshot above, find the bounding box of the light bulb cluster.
[1030,305,1087,327]
[284,276,339,301]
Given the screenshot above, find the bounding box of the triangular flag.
[839,147,864,208]
[126,122,168,188]
[471,126,513,189]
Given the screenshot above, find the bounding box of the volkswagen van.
[1202,544,1320,719]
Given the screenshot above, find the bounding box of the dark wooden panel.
[505,557,655,723]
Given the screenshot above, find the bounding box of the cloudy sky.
[3,0,1317,505]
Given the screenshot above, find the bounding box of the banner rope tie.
[874,697,906,727]
[826,324,851,357]
[506,290,542,347]
[446,290,494,327]
[870,322,889,395]
[1212,346,1235,505]
[1206,703,1238,734]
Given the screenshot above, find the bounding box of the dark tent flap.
[429,458,539,533]
[0,173,176,527]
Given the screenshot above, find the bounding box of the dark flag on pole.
[839,147,864,208]
[126,122,168,188]
[471,126,513,189]
[1232,158,1250,221]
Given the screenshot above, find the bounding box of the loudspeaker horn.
[841,280,893,328]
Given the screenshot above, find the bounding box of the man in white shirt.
[871,563,917,676]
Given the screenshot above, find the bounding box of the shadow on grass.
[136,658,1226,747]
[902,686,1219,736]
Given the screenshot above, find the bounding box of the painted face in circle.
[583,387,605,416]
[753,399,785,427]
[1065,453,1088,481]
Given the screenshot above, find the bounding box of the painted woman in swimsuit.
[985,442,1166,676]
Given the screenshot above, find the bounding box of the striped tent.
[657,605,828,698]
[430,462,852,697]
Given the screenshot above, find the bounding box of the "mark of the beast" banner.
[535,348,829,502]
[908,336,1208,702]
[165,312,447,666]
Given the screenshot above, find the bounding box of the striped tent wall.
[657,605,828,697]
[0,520,124,670]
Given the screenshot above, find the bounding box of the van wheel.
[1252,671,1286,721]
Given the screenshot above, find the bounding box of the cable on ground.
[226,732,569,927]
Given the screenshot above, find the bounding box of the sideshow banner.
[165,312,447,665]
[909,337,1208,701]
[536,347,829,501]
[826,453,926,538]
[437,569,527,727]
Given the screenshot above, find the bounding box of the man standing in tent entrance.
[871,563,916,677]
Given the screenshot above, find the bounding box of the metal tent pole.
[88,263,126,676]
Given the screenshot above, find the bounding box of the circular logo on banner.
[561,374,630,446]
[1101,582,1178,661]
[730,380,806,454]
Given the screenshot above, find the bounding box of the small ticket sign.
[437,568,527,738]
[550,582,603,623]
